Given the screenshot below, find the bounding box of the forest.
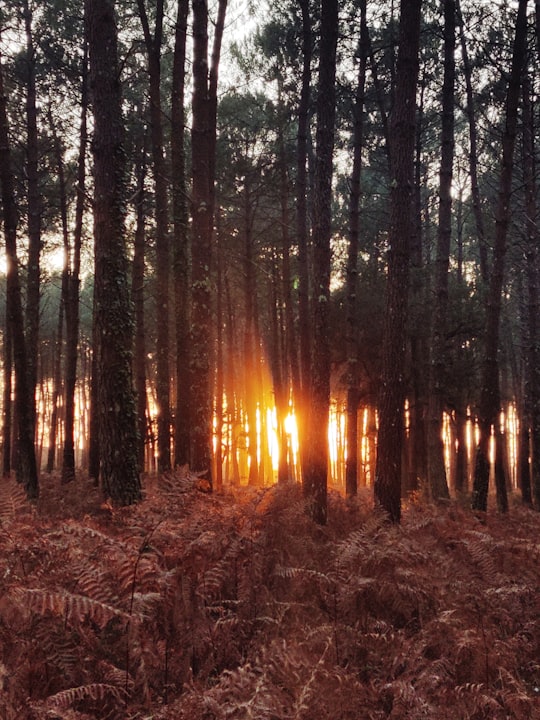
[0,0,539,716]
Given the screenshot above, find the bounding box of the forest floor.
[0,471,538,719]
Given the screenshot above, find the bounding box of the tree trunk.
[374,0,422,523]
[2,317,12,477]
[172,0,191,468]
[472,0,528,512]
[23,0,41,442]
[132,147,148,473]
[345,0,367,498]
[138,0,171,473]
[0,47,39,498]
[426,0,455,502]
[190,0,227,480]
[303,0,338,525]
[62,47,87,484]
[522,66,540,509]
[295,0,313,484]
[86,0,141,505]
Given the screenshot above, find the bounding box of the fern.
[8,587,132,627]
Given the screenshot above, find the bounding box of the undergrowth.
[0,472,538,719]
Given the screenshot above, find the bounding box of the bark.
[172,0,191,467]
[303,0,338,525]
[45,103,69,475]
[472,0,528,512]
[456,0,488,283]
[374,0,422,523]
[295,0,313,485]
[86,0,141,505]
[0,47,39,498]
[426,0,454,502]
[23,0,41,438]
[522,68,540,509]
[190,0,227,480]
[132,149,148,473]
[62,46,88,484]
[345,0,367,498]
[2,317,12,476]
[138,0,171,473]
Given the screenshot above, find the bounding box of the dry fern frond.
[0,479,31,526]
[43,682,125,709]
[9,587,131,628]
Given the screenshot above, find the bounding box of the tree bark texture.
[426,0,454,502]
[303,0,338,525]
[172,0,191,468]
[0,48,39,498]
[138,0,172,473]
[374,0,422,523]
[86,0,142,505]
[345,0,367,498]
[472,0,527,512]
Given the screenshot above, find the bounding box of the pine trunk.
[374,0,422,523]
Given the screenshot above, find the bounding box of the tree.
[426,0,455,502]
[374,0,422,523]
[189,0,227,480]
[472,0,528,513]
[302,0,338,524]
[172,0,191,468]
[138,0,172,474]
[345,0,368,499]
[0,43,39,498]
[86,0,142,505]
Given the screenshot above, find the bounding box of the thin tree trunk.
[132,147,148,473]
[0,45,39,499]
[472,0,528,512]
[522,66,540,509]
[426,0,454,502]
[303,0,338,525]
[138,0,171,473]
[172,0,191,468]
[345,0,367,498]
[295,0,313,484]
[62,47,87,484]
[456,0,488,283]
[46,103,70,475]
[23,0,41,442]
[2,316,12,477]
[374,0,422,523]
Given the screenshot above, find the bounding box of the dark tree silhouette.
[86,0,141,505]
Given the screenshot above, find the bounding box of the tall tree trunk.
[86,0,141,505]
[138,0,171,473]
[295,0,313,482]
[190,0,227,480]
[345,0,367,498]
[46,103,69,475]
[242,181,259,486]
[426,0,455,502]
[0,46,39,498]
[456,0,488,284]
[172,0,191,468]
[2,317,12,477]
[303,0,338,525]
[132,147,148,473]
[374,0,422,523]
[62,46,88,484]
[23,0,41,442]
[522,67,540,509]
[472,0,528,512]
